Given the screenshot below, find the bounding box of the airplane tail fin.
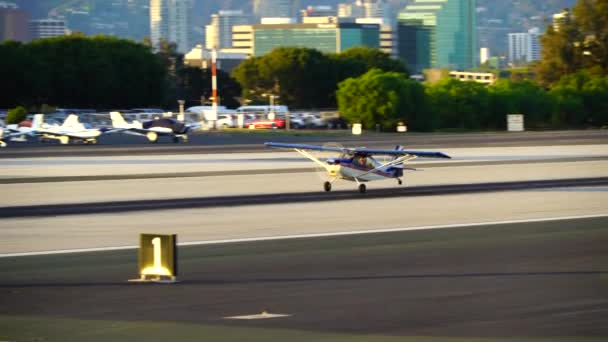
[32,114,44,129]
[62,114,80,128]
[110,111,128,128]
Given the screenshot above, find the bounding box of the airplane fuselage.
[326,158,400,182]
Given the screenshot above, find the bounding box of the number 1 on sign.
[152,237,161,269]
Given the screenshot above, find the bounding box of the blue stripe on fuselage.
[338,160,395,178]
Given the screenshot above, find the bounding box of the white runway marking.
[224,312,292,320]
[2,213,607,258]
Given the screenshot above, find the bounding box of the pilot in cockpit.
[356,155,368,167]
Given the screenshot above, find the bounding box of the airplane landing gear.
[397,178,403,185]
[146,132,158,143]
[59,136,70,145]
[324,181,332,192]
[172,136,179,143]
[358,183,366,193]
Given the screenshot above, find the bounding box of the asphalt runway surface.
[1,129,606,158]
[1,216,607,338]
[0,132,607,340]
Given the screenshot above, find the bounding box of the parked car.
[217,114,237,128]
[288,114,306,129]
[247,118,285,129]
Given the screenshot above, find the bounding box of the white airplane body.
[265,142,451,193]
[35,114,102,144]
[2,114,102,146]
[109,111,199,143]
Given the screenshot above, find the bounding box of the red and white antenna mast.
[211,47,218,125]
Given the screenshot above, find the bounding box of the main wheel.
[398,179,403,185]
[172,136,179,143]
[146,131,158,143]
[324,181,332,192]
[358,184,366,193]
[59,136,70,145]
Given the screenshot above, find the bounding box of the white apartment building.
[252,0,295,23]
[28,19,66,40]
[205,10,250,50]
[150,0,191,53]
[508,28,540,64]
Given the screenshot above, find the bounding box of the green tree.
[488,79,554,129]
[572,0,608,73]
[232,46,409,109]
[6,106,27,124]
[0,36,167,109]
[537,0,608,85]
[425,79,490,130]
[550,70,608,126]
[330,46,408,80]
[232,47,334,108]
[336,69,426,130]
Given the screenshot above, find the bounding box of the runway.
[0,132,607,340]
[1,217,607,339]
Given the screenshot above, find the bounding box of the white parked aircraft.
[34,114,102,144]
[2,114,102,146]
[109,111,200,143]
[265,142,451,193]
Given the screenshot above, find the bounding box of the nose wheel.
[358,184,366,193]
[397,178,402,185]
[323,181,332,192]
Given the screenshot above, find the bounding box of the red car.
[247,118,285,129]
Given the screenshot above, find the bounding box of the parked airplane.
[2,114,102,145]
[109,111,199,143]
[265,142,451,193]
[33,114,102,144]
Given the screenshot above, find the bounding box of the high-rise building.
[337,1,391,24]
[356,17,396,58]
[150,0,191,53]
[397,0,477,73]
[29,19,67,40]
[253,0,298,23]
[480,47,490,65]
[205,10,250,50]
[0,4,29,42]
[231,22,380,57]
[508,28,540,64]
[361,0,389,20]
[300,6,336,18]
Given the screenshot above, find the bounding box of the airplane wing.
[264,142,349,153]
[353,148,451,159]
[264,142,451,159]
[105,127,173,135]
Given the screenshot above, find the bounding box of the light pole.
[177,100,185,122]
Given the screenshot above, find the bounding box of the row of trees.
[0,35,241,110]
[1,36,165,109]
[338,69,608,131]
[230,46,407,109]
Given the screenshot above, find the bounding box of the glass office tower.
[252,23,380,56]
[397,0,476,73]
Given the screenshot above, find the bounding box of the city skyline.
[2,0,578,69]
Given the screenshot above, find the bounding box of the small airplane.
[265,142,451,193]
[109,111,200,143]
[2,114,101,145]
[33,114,103,144]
